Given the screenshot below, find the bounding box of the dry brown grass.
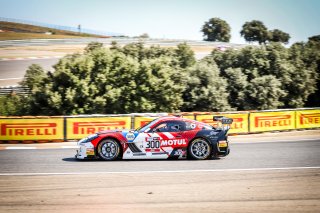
[0,32,83,41]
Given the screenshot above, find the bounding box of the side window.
[153,123,168,132]
[167,121,185,132]
[152,121,186,132]
[185,122,197,131]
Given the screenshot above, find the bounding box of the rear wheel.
[188,138,211,160]
[97,139,121,161]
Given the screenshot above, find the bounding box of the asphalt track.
[0,137,319,212]
[0,58,59,86]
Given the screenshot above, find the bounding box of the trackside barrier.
[0,117,64,141]
[249,110,296,132]
[295,109,320,129]
[66,115,131,140]
[195,112,249,134]
[0,108,319,142]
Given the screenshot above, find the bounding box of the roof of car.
[156,116,198,123]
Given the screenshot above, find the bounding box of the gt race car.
[75,116,233,160]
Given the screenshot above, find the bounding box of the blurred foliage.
[269,29,290,44]
[240,20,290,44]
[206,41,319,110]
[241,20,269,44]
[201,17,231,42]
[2,36,319,116]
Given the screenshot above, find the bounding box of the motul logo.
[161,139,186,146]
[0,123,57,136]
[299,113,320,124]
[255,115,291,127]
[73,121,126,134]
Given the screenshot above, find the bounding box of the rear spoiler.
[213,116,233,124]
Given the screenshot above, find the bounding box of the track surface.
[0,138,319,212]
[0,139,319,174]
[0,58,58,86]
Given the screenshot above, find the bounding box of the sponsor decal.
[299,113,320,125]
[1,123,57,136]
[86,148,95,155]
[197,114,249,133]
[190,123,196,129]
[161,139,186,146]
[296,110,320,129]
[145,148,161,152]
[134,117,158,129]
[254,115,292,127]
[67,117,131,139]
[73,121,126,134]
[126,132,135,140]
[0,118,64,140]
[250,111,295,132]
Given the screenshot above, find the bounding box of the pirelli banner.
[296,109,320,129]
[249,111,295,132]
[196,113,249,134]
[66,116,131,139]
[134,117,158,129]
[0,118,64,140]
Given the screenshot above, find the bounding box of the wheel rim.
[100,141,118,159]
[191,140,210,159]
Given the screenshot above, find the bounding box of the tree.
[20,64,46,91]
[308,35,320,43]
[201,17,231,42]
[224,68,248,110]
[300,35,320,107]
[240,20,269,44]
[0,94,29,116]
[139,33,149,38]
[182,61,230,112]
[84,42,104,53]
[269,29,290,44]
[174,43,196,68]
[18,42,190,115]
[245,75,285,110]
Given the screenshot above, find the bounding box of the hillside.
[0,21,109,40]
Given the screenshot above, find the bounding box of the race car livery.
[75,116,233,160]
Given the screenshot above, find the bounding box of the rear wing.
[213,116,233,132]
[213,116,233,124]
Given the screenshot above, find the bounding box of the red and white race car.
[75,116,232,160]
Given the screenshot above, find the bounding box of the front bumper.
[75,142,95,159]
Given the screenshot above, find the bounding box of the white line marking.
[5,147,36,150]
[0,77,23,81]
[0,166,319,176]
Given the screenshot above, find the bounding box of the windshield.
[135,118,161,132]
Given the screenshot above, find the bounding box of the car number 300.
[146,140,160,149]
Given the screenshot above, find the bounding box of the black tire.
[188,138,212,160]
[97,139,121,161]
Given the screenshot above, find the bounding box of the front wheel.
[188,138,212,160]
[97,139,121,161]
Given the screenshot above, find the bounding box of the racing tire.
[97,139,121,161]
[188,138,212,160]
